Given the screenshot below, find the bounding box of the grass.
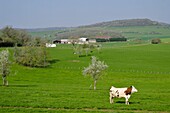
[0,42,170,113]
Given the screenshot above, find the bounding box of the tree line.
[0,26,49,68]
[0,26,46,47]
[0,27,50,86]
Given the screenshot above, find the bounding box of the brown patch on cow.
[124,86,132,95]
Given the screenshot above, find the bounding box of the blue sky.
[0,0,170,28]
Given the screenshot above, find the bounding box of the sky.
[0,0,170,28]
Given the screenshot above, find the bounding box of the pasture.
[0,42,170,113]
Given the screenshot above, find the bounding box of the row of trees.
[0,26,49,68]
[96,37,127,42]
[0,26,45,47]
[0,26,30,47]
[0,27,50,86]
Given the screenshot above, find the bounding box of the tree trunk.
[94,80,97,90]
[2,76,8,86]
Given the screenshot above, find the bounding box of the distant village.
[46,36,127,47]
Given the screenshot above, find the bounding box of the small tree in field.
[151,38,161,44]
[83,56,108,90]
[0,50,10,86]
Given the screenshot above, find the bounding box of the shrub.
[14,46,49,67]
[151,38,161,44]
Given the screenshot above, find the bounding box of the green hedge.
[96,38,127,42]
[0,42,14,47]
[109,38,127,41]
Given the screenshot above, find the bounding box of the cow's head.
[131,86,138,93]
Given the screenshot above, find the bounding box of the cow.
[109,85,138,105]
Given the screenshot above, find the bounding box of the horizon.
[13,18,170,29]
[0,0,170,29]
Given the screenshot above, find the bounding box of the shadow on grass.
[47,59,60,68]
[78,54,92,57]
[6,85,37,87]
[48,59,60,64]
[116,101,140,104]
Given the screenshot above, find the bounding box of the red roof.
[95,36,111,39]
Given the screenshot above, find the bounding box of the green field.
[0,42,170,113]
[28,26,170,42]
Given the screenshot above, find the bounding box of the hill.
[55,27,124,39]
[81,18,169,27]
[24,18,170,40]
[55,19,170,40]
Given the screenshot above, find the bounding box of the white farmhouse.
[78,38,89,44]
[61,39,69,44]
[89,39,96,43]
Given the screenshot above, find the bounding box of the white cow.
[109,86,138,105]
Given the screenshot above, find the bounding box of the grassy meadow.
[0,41,170,113]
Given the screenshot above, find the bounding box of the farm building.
[78,38,89,44]
[89,39,96,43]
[61,39,70,44]
[53,39,70,44]
[52,38,96,44]
[78,38,96,44]
[53,39,61,43]
[96,36,111,39]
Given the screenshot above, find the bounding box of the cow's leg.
[125,95,130,105]
[125,97,129,105]
[109,92,114,104]
[110,97,113,104]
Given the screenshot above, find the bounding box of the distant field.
[27,26,170,44]
[162,38,170,43]
[106,26,170,40]
[28,30,58,39]
[0,42,170,113]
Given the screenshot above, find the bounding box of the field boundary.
[0,106,169,113]
[53,66,170,75]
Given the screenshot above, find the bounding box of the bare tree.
[83,56,108,90]
[0,50,10,86]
